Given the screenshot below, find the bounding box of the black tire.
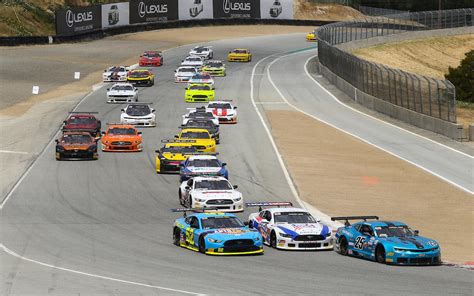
[178,190,183,206]
[376,245,386,264]
[270,231,277,248]
[248,221,253,229]
[339,236,348,256]
[173,228,181,246]
[199,236,206,254]
[56,153,61,161]
[187,195,192,208]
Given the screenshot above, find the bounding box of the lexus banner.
[130,0,179,24]
[56,5,102,36]
[260,0,293,19]
[102,2,130,28]
[178,0,214,20]
[213,0,261,19]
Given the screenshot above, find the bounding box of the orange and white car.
[101,123,142,152]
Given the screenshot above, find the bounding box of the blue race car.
[331,216,441,265]
[172,209,263,255]
[179,154,228,182]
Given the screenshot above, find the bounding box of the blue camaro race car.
[332,216,441,265]
[172,209,263,255]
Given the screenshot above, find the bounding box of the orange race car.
[101,123,142,152]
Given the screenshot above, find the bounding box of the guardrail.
[316,8,474,124]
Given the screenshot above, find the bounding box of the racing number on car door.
[355,236,365,249]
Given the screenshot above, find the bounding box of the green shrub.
[445,50,474,103]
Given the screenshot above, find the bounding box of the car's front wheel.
[339,236,348,256]
[178,190,183,206]
[270,231,277,248]
[173,228,181,246]
[376,245,386,264]
[199,236,206,254]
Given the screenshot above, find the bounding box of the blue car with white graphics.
[172,209,263,255]
[332,216,441,265]
[179,154,228,182]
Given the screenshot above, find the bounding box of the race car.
[331,216,441,265]
[120,103,156,127]
[179,155,228,182]
[185,83,215,103]
[106,83,138,103]
[127,69,154,86]
[181,55,204,69]
[101,123,142,152]
[181,118,220,144]
[175,66,199,83]
[306,31,317,42]
[269,0,282,17]
[62,112,101,138]
[155,142,198,173]
[103,66,129,82]
[189,0,203,17]
[247,202,333,250]
[175,128,216,153]
[201,60,226,77]
[189,46,213,60]
[188,73,215,87]
[182,107,219,126]
[55,131,98,160]
[139,51,163,67]
[172,209,263,255]
[227,49,252,62]
[206,101,237,124]
[178,176,243,212]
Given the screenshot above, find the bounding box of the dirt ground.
[294,1,365,21]
[352,34,474,128]
[266,110,473,264]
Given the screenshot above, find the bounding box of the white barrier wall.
[260,0,293,19]
[178,0,214,20]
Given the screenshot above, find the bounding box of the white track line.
[264,51,473,195]
[0,243,204,295]
[0,150,28,155]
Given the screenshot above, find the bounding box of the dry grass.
[294,0,365,21]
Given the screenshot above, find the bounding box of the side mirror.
[174,135,179,138]
[222,162,227,166]
[414,230,419,236]
[63,120,67,124]
[107,88,110,91]
[179,163,184,167]
[101,132,106,135]
[121,109,125,112]
[233,185,238,189]
[55,139,59,143]
[234,106,237,109]
[185,185,191,190]
[244,221,249,226]
[134,88,138,91]
[155,150,160,153]
[212,87,215,90]
[138,131,142,135]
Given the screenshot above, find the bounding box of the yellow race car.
[306,31,317,42]
[127,69,155,86]
[227,48,252,62]
[175,128,216,153]
[201,60,226,77]
[155,142,198,173]
[185,83,215,103]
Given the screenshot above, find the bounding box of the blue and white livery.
[179,154,228,182]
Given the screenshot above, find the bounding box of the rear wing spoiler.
[161,139,197,143]
[245,202,293,212]
[68,112,98,114]
[171,207,221,217]
[331,216,379,227]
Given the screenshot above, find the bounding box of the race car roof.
[187,155,218,160]
[267,207,309,214]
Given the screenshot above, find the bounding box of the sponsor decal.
[215,228,246,234]
[213,0,260,19]
[130,0,178,24]
[65,10,93,27]
[56,6,101,36]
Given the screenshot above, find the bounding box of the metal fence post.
[424,77,433,116]
[434,79,443,120]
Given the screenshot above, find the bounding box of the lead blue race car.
[172,209,263,255]
[332,216,441,265]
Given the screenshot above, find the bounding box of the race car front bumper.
[217,116,237,124]
[389,248,441,265]
[193,199,243,212]
[56,150,97,160]
[121,117,156,127]
[107,96,136,103]
[139,61,162,66]
[228,56,250,62]
[128,79,153,86]
[276,235,334,250]
[102,143,142,152]
[175,76,192,83]
[185,94,213,103]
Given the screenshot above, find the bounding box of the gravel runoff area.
[0,25,471,265]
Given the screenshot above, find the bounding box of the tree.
[445,50,474,103]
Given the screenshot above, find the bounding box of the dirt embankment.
[294,1,365,21]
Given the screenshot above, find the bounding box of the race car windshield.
[108,128,136,135]
[208,103,232,109]
[130,71,149,78]
[375,226,414,238]
[189,112,213,118]
[186,120,214,128]
[190,85,211,91]
[180,132,210,139]
[206,62,223,68]
[187,57,201,62]
[274,212,317,223]
[112,85,134,91]
[109,67,125,72]
[233,50,247,54]
[201,217,244,229]
[161,146,197,154]
[193,48,205,53]
[143,52,161,57]
[179,68,196,73]
[61,134,91,144]
[192,74,211,80]
[195,180,232,190]
[187,159,220,167]
[68,117,96,125]
[126,105,151,116]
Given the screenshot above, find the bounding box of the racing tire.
[339,236,348,256]
[199,236,206,254]
[178,190,184,206]
[270,231,277,249]
[376,245,386,264]
[173,228,181,246]
[248,221,253,229]
[187,195,192,208]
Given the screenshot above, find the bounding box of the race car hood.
[204,228,260,240]
[378,236,438,250]
[189,78,214,84]
[183,166,222,174]
[162,153,188,161]
[104,71,127,76]
[122,113,153,119]
[192,190,239,200]
[208,108,236,117]
[186,89,213,94]
[103,135,140,141]
[181,61,203,66]
[64,123,97,130]
[128,76,150,81]
[61,144,91,150]
[276,223,330,237]
[108,90,135,96]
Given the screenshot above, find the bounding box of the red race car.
[62,112,101,138]
[139,51,163,67]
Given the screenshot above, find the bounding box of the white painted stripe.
[0,243,204,295]
[0,150,28,155]
[255,102,286,105]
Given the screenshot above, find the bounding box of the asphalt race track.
[1,33,472,295]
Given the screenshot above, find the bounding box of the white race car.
[103,66,129,82]
[247,202,333,250]
[181,55,204,69]
[107,83,138,103]
[175,66,198,83]
[188,72,215,87]
[120,103,156,127]
[182,107,219,126]
[178,176,243,212]
[189,46,213,60]
[206,101,237,123]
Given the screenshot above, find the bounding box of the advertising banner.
[178,0,214,20]
[213,0,261,19]
[130,0,179,24]
[56,5,102,36]
[260,0,293,19]
[102,2,130,28]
